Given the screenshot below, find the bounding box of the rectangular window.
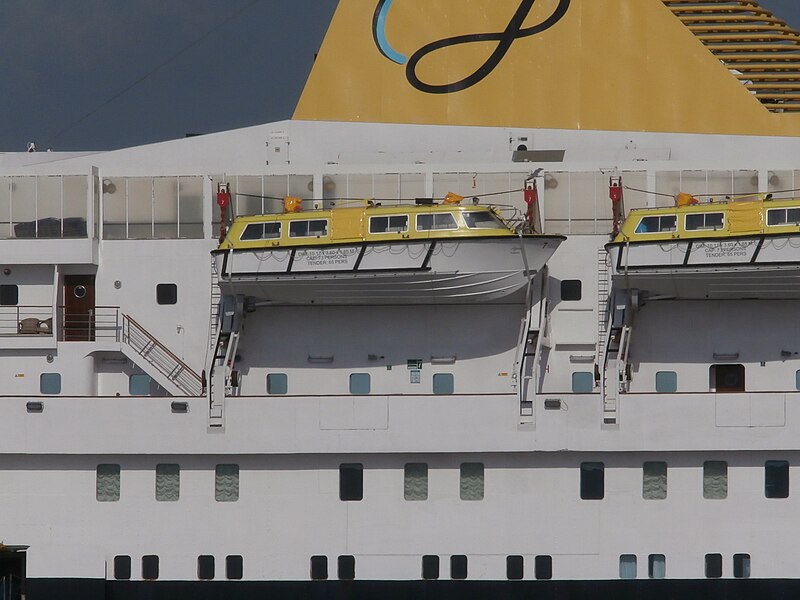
[535,555,552,580]
[96,464,121,502]
[310,556,328,580]
[0,284,18,306]
[655,371,677,393]
[197,555,215,580]
[142,555,159,580]
[685,212,724,231]
[241,222,282,241]
[215,464,239,502]
[40,373,61,395]
[572,372,594,393]
[643,461,667,500]
[450,555,468,580]
[267,373,288,395]
[463,211,505,229]
[114,556,131,580]
[349,373,371,394]
[226,555,243,580]
[705,553,722,578]
[733,554,750,579]
[767,207,800,226]
[460,463,484,501]
[339,463,363,501]
[432,373,454,395]
[703,461,728,499]
[619,555,637,579]
[155,464,180,502]
[338,555,355,580]
[561,280,582,301]
[711,364,745,392]
[765,460,789,498]
[506,555,524,580]
[635,215,677,234]
[416,213,458,231]
[404,463,428,501]
[289,219,328,238]
[580,462,605,499]
[648,554,666,579]
[156,283,177,305]
[129,374,152,396]
[369,215,409,234]
[422,555,439,580]
[796,369,800,391]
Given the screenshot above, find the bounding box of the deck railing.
[0,305,54,336]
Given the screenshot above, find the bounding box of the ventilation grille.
[664,0,800,112]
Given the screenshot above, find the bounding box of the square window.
[339,463,363,501]
[114,555,131,580]
[226,555,243,580]
[733,554,750,579]
[338,555,355,580]
[711,364,745,392]
[561,280,582,301]
[310,556,328,580]
[197,555,215,580]
[572,372,594,393]
[142,555,159,580]
[580,462,604,500]
[643,461,667,500]
[0,285,18,306]
[655,371,677,393]
[648,554,666,579]
[507,555,524,580]
[96,464,120,502]
[460,463,484,501]
[705,553,722,578]
[422,555,439,580]
[40,373,61,395]
[156,283,177,305]
[765,460,789,499]
[450,555,468,580]
[129,374,151,396]
[703,461,728,499]
[349,373,371,394]
[404,463,428,501]
[535,555,552,580]
[215,464,239,502]
[267,373,288,395]
[155,463,180,502]
[433,373,454,395]
[619,555,637,579]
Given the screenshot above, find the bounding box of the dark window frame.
[156,283,178,305]
[580,462,605,500]
[113,555,131,580]
[0,284,18,306]
[339,463,364,501]
[197,555,215,580]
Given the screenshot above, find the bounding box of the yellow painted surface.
[219,205,516,250]
[294,0,800,136]
[613,198,800,243]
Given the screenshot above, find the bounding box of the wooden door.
[64,275,95,341]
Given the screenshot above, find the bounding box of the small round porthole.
[73,285,87,299]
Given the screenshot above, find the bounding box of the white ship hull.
[214,236,564,304]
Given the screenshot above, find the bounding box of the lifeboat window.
[686,212,724,231]
[416,212,458,231]
[369,215,409,234]
[733,554,751,579]
[310,556,328,580]
[289,219,328,238]
[635,215,676,234]
[463,211,505,229]
[767,207,800,226]
[422,555,439,580]
[765,460,789,499]
[703,461,728,499]
[241,221,281,240]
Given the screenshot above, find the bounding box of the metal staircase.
[514,269,550,425]
[120,314,203,397]
[206,295,244,429]
[598,290,634,426]
[209,255,222,347]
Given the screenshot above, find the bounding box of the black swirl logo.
[373,0,571,94]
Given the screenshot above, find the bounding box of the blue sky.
[0,0,797,151]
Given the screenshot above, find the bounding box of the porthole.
[73,285,87,299]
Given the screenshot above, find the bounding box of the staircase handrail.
[122,313,203,385]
